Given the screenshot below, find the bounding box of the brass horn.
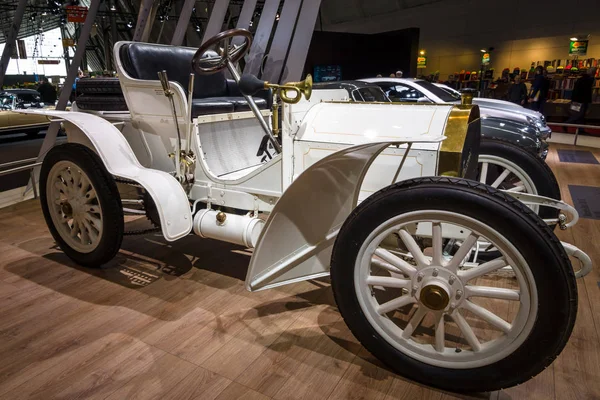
[266,74,313,104]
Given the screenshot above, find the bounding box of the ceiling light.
[419,50,425,55]
[480,49,486,53]
[570,37,578,41]
[110,5,116,11]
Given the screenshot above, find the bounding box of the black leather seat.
[119,43,271,118]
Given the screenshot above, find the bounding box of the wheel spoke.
[434,313,445,352]
[366,276,411,289]
[452,310,481,352]
[79,219,90,244]
[490,168,511,188]
[371,257,403,275]
[402,306,428,339]
[69,168,80,189]
[507,184,526,193]
[458,257,506,282]
[374,248,417,278]
[479,162,488,184]
[70,219,80,237]
[81,218,99,242]
[79,173,91,195]
[83,213,102,230]
[398,229,428,268]
[465,286,520,301]
[431,222,443,266]
[376,295,415,315]
[85,189,97,203]
[54,180,68,194]
[461,301,512,333]
[85,204,99,213]
[445,233,478,273]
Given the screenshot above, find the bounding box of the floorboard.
[0,143,599,399]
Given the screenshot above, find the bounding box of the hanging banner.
[17,39,27,59]
[66,5,88,23]
[38,60,61,65]
[62,38,75,47]
[569,40,588,56]
[417,56,427,69]
[482,52,491,65]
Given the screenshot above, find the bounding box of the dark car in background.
[0,89,51,137]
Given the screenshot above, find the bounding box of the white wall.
[322,0,600,80]
[0,28,68,78]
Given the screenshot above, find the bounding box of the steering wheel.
[192,29,253,75]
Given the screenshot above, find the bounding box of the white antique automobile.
[25,29,591,393]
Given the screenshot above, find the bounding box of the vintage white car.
[362,77,551,138]
[24,29,590,393]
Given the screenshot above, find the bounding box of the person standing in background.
[507,74,528,105]
[37,77,57,105]
[395,70,403,78]
[566,67,596,127]
[529,66,549,113]
[70,70,84,103]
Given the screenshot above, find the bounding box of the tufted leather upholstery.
[119,43,270,118]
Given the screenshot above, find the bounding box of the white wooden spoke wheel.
[331,177,577,392]
[40,143,124,267]
[47,160,103,253]
[355,211,535,369]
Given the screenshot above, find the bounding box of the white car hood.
[473,98,543,120]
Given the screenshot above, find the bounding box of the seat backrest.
[119,43,227,99]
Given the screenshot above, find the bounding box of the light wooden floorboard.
[0,144,598,399]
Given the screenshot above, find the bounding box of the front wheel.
[331,177,576,393]
[40,143,124,267]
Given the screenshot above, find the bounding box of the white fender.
[245,137,444,292]
[19,110,192,241]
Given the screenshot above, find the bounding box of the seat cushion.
[120,43,227,99]
[229,97,268,112]
[191,98,235,117]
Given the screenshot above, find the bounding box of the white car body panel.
[246,138,444,291]
[18,109,192,241]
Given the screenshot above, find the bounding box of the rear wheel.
[331,177,576,393]
[40,143,124,267]
[477,138,560,219]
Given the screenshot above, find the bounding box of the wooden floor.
[0,144,599,400]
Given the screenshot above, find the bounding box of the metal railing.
[548,122,599,146]
[0,158,41,199]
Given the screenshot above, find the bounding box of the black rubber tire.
[478,138,560,220]
[75,94,128,112]
[76,77,123,95]
[40,143,124,267]
[331,177,577,393]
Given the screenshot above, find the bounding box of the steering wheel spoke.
[192,29,253,75]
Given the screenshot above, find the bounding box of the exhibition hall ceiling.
[320,0,446,25]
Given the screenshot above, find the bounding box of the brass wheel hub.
[61,202,73,217]
[419,284,450,310]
